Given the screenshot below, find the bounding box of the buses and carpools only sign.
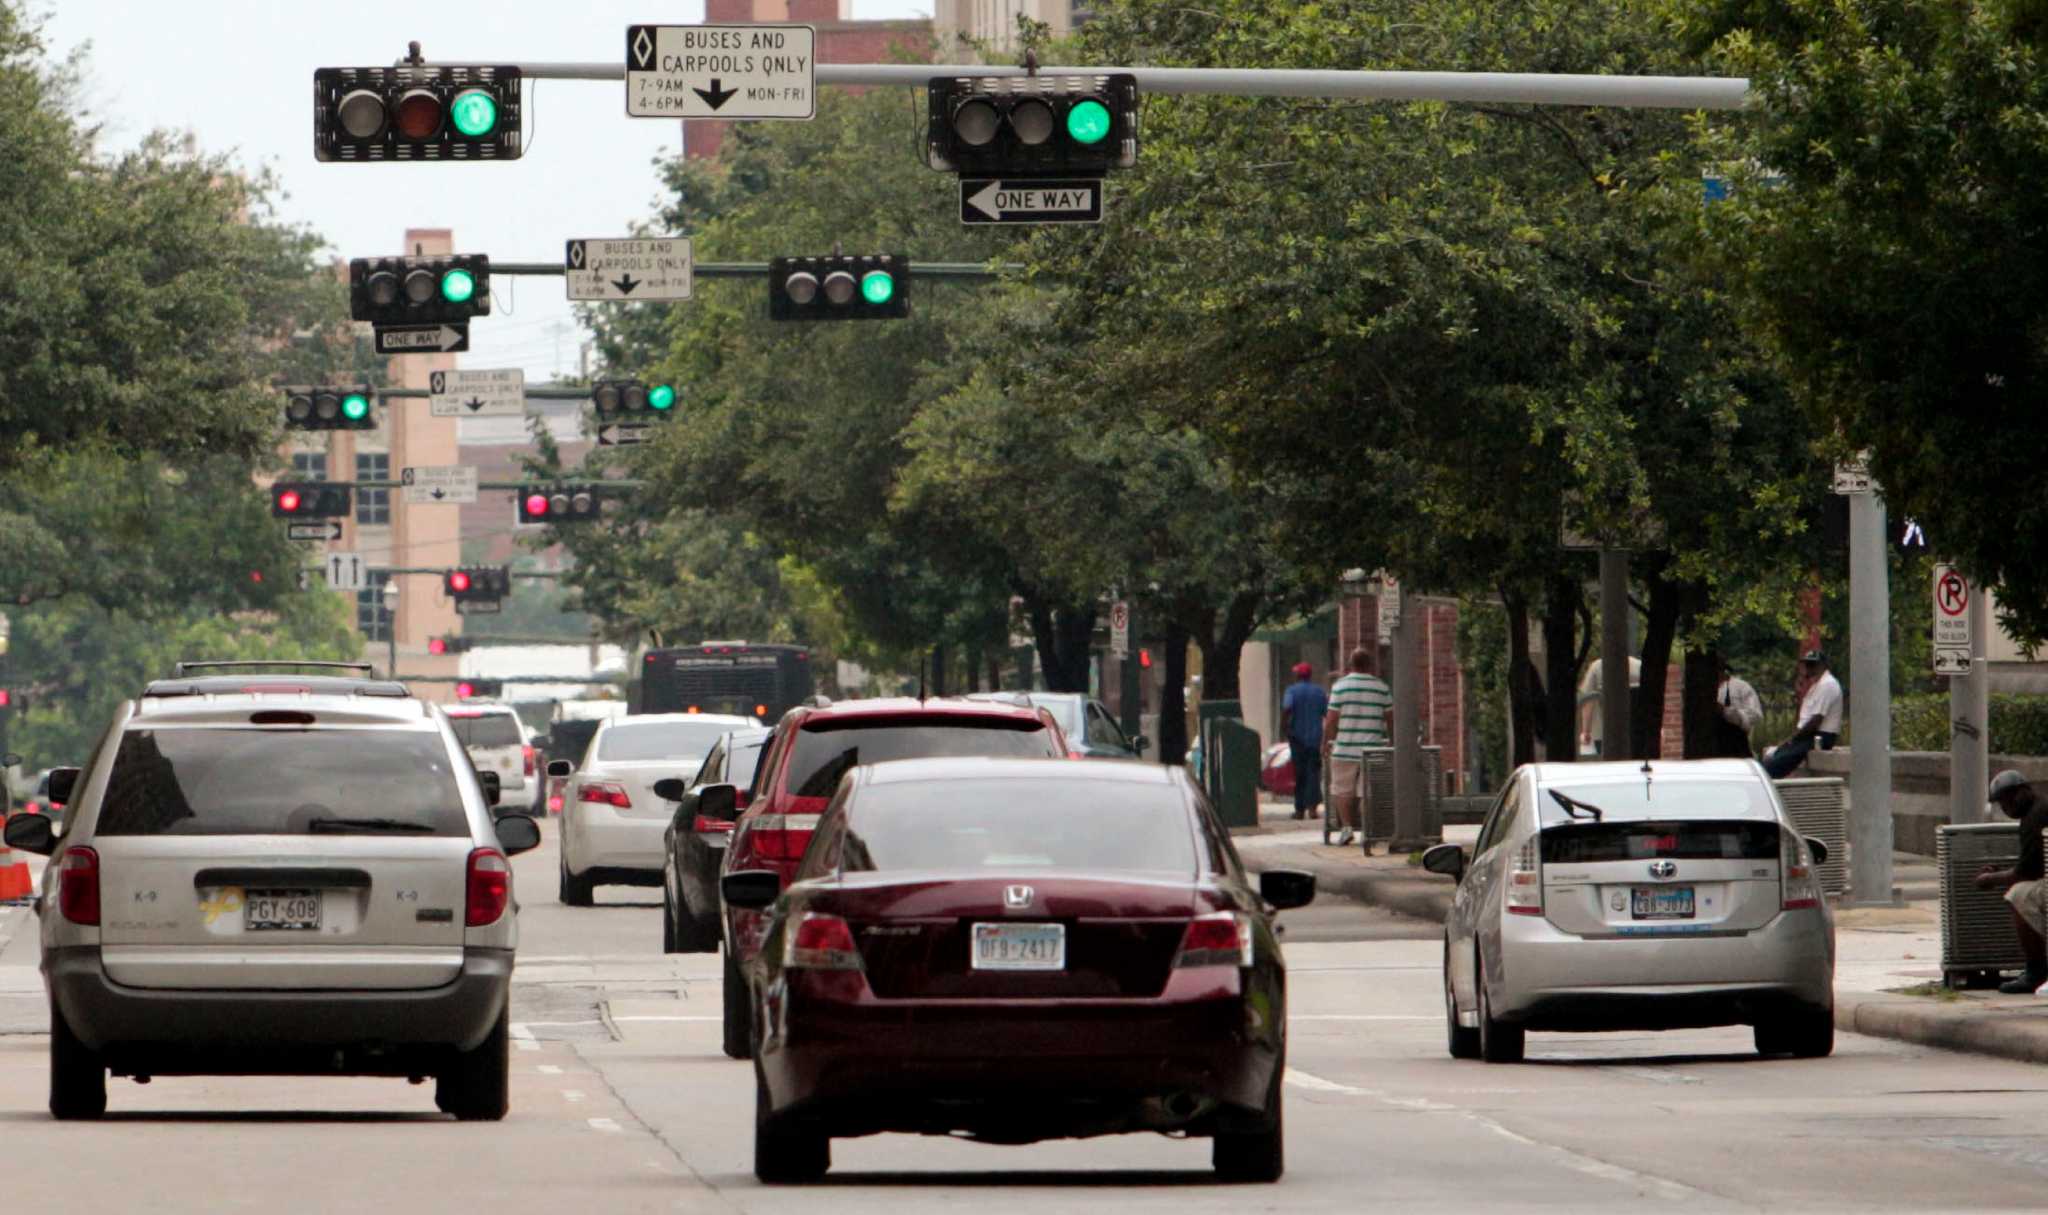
[625,24,816,120]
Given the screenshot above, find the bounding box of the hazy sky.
[43,1,934,382]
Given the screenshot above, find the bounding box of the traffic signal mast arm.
[485,260,1009,280]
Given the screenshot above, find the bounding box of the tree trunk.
[989,652,1004,693]
[1541,573,1582,763]
[1502,586,1541,768]
[1023,592,1094,693]
[1159,621,1191,764]
[1193,590,1261,702]
[1678,583,1722,759]
[965,645,983,693]
[1630,571,1684,759]
[929,645,948,698]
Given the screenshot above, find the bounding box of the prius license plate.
[971,922,1065,971]
[1630,886,1695,920]
[245,889,321,931]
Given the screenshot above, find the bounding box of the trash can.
[1938,822,2029,989]
[1362,746,1443,846]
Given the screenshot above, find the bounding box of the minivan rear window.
[1541,820,1780,864]
[449,715,522,749]
[96,729,471,836]
[786,719,1056,799]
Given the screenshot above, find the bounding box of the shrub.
[1892,693,2048,755]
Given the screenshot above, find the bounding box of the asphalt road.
[2,821,2048,1210]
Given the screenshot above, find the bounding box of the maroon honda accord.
[722,756,1316,1184]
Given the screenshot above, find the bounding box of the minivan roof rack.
[172,660,377,677]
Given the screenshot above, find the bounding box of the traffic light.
[769,255,910,322]
[926,74,1138,178]
[270,482,352,518]
[443,567,510,604]
[0,689,11,709]
[283,385,377,432]
[454,679,504,701]
[350,255,491,326]
[314,65,523,162]
[591,380,679,420]
[427,635,474,656]
[516,483,603,525]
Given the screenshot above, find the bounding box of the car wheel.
[722,943,753,1060]
[436,1002,510,1121]
[1212,1064,1284,1182]
[754,1066,829,1183]
[48,997,106,1120]
[1476,955,1525,1064]
[1445,942,1481,1060]
[1755,1004,1834,1059]
[558,846,594,907]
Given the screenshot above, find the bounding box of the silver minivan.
[1426,759,1835,1063]
[2,666,542,1119]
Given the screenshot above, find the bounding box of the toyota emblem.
[1004,884,1034,909]
[1648,860,1678,879]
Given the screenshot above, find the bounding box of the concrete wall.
[1805,748,2048,856]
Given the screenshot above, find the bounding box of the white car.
[555,712,757,906]
[446,704,541,817]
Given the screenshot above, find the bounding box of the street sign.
[1378,573,1402,634]
[286,520,344,543]
[1832,454,1874,495]
[401,465,480,505]
[1109,600,1130,658]
[456,598,503,616]
[374,323,469,355]
[324,551,367,593]
[566,237,694,302]
[625,24,816,120]
[597,422,654,447]
[960,178,1103,225]
[429,368,525,418]
[1933,563,1972,676]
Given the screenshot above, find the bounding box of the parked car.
[1024,692,1148,759]
[3,668,542,1119]
[713,696,1072,1059]
[1425,758,1835,1064]
[658,727,774,953]
[446,704,542,817]
[725,756,1315,1183]
[554,712,757,906]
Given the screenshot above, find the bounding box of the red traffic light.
[277,488,302,513]
[1138,648,1153,669]
[0,689,11,708]
[428,637,448,656]
[524,493,550,517]
[447,571,472,594]
[455,681,476,700]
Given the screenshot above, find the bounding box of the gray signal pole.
[1389,580,1426,850]
[1949,571,1989,826]
[1847,491,1896,902]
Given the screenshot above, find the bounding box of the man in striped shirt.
[1321,647,1392,849]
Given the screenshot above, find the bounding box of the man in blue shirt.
[1281,662,1329,820]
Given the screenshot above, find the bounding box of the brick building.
[1334,593,1468,794]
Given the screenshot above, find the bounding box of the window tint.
[784,719,1057,799]
[842,778,1196,873]
[449,715,522,748]
[1086,705,1127,748]
[729,739,768,790]
[598,721,734,762]
[96,728,469,836]
[1541,820,1781,864]
[694,741,726,786]
[1541,780,1773,825]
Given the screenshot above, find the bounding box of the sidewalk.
[1236,800,2048,1067]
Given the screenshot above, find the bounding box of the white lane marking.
[1283,1067,1700,1200]
[563,1090,586,1103]
[611,1014,722,1023]
[538,1065,563,1075]
[1600,1064,1703,1086]
[509,1022,540,1053]
[1289,1014,1436,1021]
[588,1117,623,1133]
[515,1019,604,1027]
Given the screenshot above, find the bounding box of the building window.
[356,453,390,525]
[356,570,391,642]
[292,452,327,480]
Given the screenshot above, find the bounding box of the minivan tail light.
[1506,837,1543,916]
[466,848,512,926]
[784,912,861,970]
[578,781,631,809]
[1173,911,1254,967]
[1782,829,1820,911]
[522,744,536,777]
[58,848,100,926]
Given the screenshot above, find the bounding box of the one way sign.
[960,178,1102,225]
[375,323,469,355]
[566,238,694,302]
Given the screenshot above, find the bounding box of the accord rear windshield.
[786,719,1055,798]
[843,778,1196,873]
[599,720,737,762]
[95,728,471,836]
[448,714,523,749]
[1542,820,1781,864]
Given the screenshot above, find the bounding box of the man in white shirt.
[1763,649,1843,778]
[1712,656,1765,758]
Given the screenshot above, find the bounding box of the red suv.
[713,696,1068,1057]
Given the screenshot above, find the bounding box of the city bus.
[636,641,816,723]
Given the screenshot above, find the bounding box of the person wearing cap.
[1280,661,1329,821]
[1975,771,2048,992]
[1762,649,1844,779]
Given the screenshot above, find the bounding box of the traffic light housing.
[926,74,1138,178]
[517,483,603,525]
[427,635,474,656]
[314,65,523,162]
[270,482,352,518]
[454,678,504,701]
[350,255,491,326]
[769,255,910,322]
[444,566,510,604]
[591,380,678,420]
[283,385,377,432]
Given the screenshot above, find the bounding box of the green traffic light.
[649,384,677,411]
[440,268,477,304]
[860,270,896,305]
[1067,98,1112,146]
[341,393,371,421]
[449,89,498,138]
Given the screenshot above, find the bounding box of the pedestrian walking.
[1321,647,1391,850]
[1280,662,1328,821]
[1974,771,2048,993]
[1761,649,1842,779]
[1713,656,1764,759]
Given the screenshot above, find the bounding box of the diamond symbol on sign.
[430,371,445,394]
[632,27,653,69]
[568,241,585,269]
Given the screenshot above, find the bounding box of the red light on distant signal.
[277,489,302,513]
[455,681,476,700]
[448,571,472,594]
[1139,648,1153,669]
[428,638,448,656]
[0,690,12,708]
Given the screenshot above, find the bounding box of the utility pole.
[1599,549,1631,760]
[1389,580,1427,850]
[1947,568,1990,826]
[1847,488,1896,902]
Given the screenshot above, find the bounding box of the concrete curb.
[1836,991,2048,1065]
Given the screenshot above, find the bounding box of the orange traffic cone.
[0,826,34,901]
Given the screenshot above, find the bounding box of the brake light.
[693,816,737,834]
[1069,749,1086,760]
[522,744,536,777]
[1506,838,1543,916]
[747,814,818,861]
[577,781,631,809]
[783,912,862,970]
[1782,829,1821,911]
[466,848,512,926]
[57,848,99,926]
[547,793,564,814]
[1173,911,1254,967]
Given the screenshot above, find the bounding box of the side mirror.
[1133,736,1151,754]
[478,770,502,807]
[45,767,79,808]
[1805,836,1830,866]
[652,777,689,802]
[721,868,781,911]
[4,813,55,856]
[1421,843,1467,881]
[546,759,574,780]
[699,783,739,822]
[1259,868,1316,910]
[494,813,542,855]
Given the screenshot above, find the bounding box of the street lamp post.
[381,579,400,680]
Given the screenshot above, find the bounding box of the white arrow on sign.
[962,178,1102,225]
[597,422,654,447]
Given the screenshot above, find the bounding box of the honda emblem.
[1004,884,1034,909]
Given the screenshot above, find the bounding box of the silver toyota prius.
[1425,759,1835,1063]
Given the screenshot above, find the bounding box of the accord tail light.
[747,814,819,861]
[1173,911,1254,968]
[1506,837,1543,916]
[58,848,99,926]
[784,912,862,970]
[1782,829,1820,911]
[577,781,631,809]
[466,848,512,926]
